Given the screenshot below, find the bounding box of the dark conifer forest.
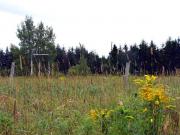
[1,16,180,76]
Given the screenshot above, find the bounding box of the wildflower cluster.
[89,109,114,121]
[84,75,176,135]
[89,109,114,134]
[88,105,135,135]
[134,75,169,104]
[135,75,173,135]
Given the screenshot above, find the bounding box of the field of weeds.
[0,75,179,135]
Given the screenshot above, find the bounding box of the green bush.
[69,56,90,75]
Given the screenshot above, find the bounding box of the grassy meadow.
[0,75,179,135]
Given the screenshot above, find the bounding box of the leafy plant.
[86,75,176,135]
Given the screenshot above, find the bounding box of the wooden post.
[33,54,49,76]
[48,62,50,76]
[123,61,130,90]
[19,55,23,70]
[10,62,15,78]
[30,55,33,76]
[162,66,165,76]
[9,62,15,97]
[9,62,18,124]
[38,61,41,77]
[125,61,130,76]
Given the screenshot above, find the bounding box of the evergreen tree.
[109,44,118,73]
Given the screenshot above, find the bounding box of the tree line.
[0,16,180,76]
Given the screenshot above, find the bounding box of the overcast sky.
[0,0,180,56]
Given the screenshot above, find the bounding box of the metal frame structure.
[30,53,50,76]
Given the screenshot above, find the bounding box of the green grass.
[0,75,179,134]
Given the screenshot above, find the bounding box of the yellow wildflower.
[146,75,157,81]
[105,109,114,118]
[136,75,169,104]
[155,100,160,105]
[134,75,157,87]
[100,109,108,117]
[151,75,157,81]
[139,87,154,101]
[59,76,65,81]
[154,88,169,103]
[143,108,148,112]
[145,75,151,82]
[89,109,98,120]
[134,79,144,86]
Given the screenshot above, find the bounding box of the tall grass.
[0,75,179,134]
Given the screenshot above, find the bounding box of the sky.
[0,0,180,56]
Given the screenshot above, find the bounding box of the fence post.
[10,62,15,78]
[123,61,130,90]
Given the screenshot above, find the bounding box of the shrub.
[68,56,90,75]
